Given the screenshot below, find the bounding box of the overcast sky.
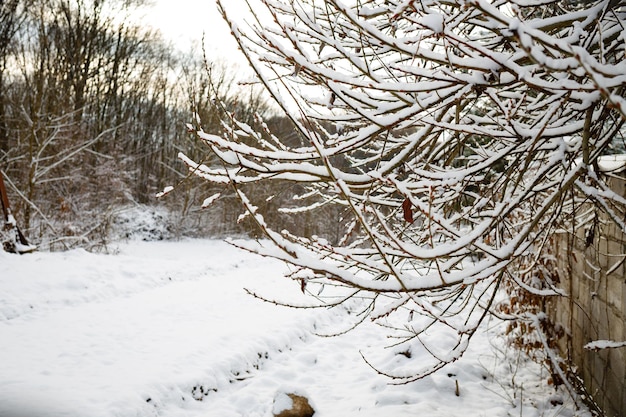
[146,0,245,64]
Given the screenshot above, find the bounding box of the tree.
[0,0,28,155]
[181,0,626,382]
[0,0,190,249]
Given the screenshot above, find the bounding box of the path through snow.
[0,239,590,417]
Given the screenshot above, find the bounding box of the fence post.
[0,171,35,253]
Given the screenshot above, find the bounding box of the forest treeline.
[0,0,328,251]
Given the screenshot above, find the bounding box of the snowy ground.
[0,239,591,417]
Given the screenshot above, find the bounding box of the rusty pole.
[0,171,34,253]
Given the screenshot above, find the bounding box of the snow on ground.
[0,239,591,417]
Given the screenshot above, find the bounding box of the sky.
[145,0,245,64]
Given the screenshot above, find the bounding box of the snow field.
[0,239,591,417]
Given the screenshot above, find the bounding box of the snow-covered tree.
[1,0,191,249]
[181,0,626,381]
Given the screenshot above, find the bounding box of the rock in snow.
[273,392,315,417]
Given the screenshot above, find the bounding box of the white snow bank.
[0,239,592,417]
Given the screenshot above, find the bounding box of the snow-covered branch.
[183,0,626,380]
[584,339,626,351]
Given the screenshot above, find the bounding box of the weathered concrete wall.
[548,175,626,417]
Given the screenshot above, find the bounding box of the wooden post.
[0,171,35,253]
[0,170,10,225]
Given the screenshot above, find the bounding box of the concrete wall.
[548,175,626,417]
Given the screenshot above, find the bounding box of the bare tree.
[0,0,29,155]
[181,0,626,382]
[0,0,187,248]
